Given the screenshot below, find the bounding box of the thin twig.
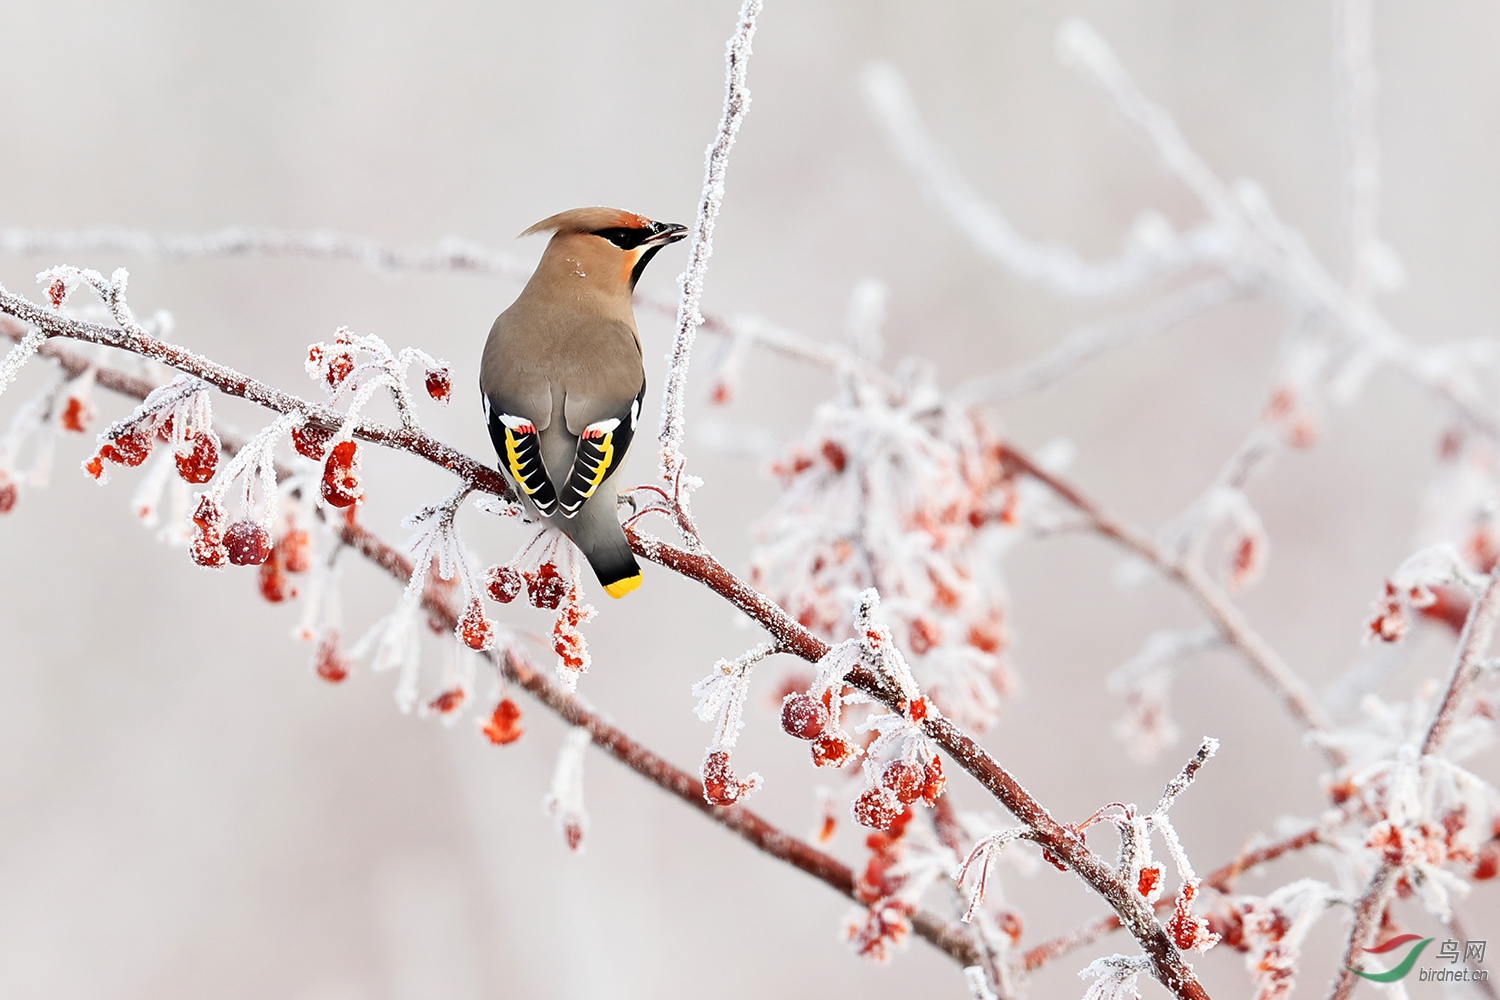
[658,0,763,477]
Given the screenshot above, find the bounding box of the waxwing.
[481,207,688,598]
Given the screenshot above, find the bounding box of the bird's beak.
[640,221,689,248]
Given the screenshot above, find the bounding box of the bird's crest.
[521,207,653,238]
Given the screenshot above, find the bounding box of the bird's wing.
[484,391,560,515]
[555,383,645,517]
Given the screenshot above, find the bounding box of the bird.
[481,207,688,598]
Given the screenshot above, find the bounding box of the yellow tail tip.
[603,574,642,599]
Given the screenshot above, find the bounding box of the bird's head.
[522,207,688,297]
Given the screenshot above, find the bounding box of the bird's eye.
[592,227,646,251]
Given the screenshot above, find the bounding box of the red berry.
[174,429,220,484]
[525,562,567,610]
[852,786,902,831]
[98,426,153,467]
[192,495,225,531]
[314,633,349,682]
[224,520,273,566]
[82,454,105,480]
[279,529,311,573]
[780,692,830,740]
[880,760,925,805]
[0,478,16,514]
[320,440,362,507]
[457,598,495,651]
[1476,842,1500,881]
[190,531,228,568]
[325,351,355,389]
[424,366,452,403]
[481,699,524,745]
[291,423,334,460]
[701,749,754,806]
[920,756,946,805]
[810,731,856,768]
[1138,865,1162,897]
[428,689,465,714]
[59,395,93,434]
[484,564,522,604]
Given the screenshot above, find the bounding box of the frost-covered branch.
[1327,564,1500,1000]
[0,301,992,979]
[658,0,763,478]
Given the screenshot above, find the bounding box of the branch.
[1022,821,1324,972]
[3,279,1215,997]
[1326,564,1500,1000]
[658,0,763,477]
[11,327,988,973]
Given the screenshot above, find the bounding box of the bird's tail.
[560,497,642,598]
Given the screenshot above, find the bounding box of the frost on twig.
[543,727,592,853]
[693,641,772,805]
[304,326,450,435]
[658,0,763,479]
[1078,953,1151,1000]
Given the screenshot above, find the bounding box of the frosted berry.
[320,440,362,507]
[279,529,311,573]
[325,351,355,389]
[59,395,94,433]
[810,731,856,768]
[190,531,228,568]
[424,366,452,403]
[525,562,567,610]
[481,699,524,745]
[314,633,350,683]
[291,423,334,459]
[428,689,465,714]
[174,429,220,484]
[780,692,830,740]
[98,427,153,467]
[852,786,902,831]
[920,755,945,805]
[880,760,925,805]
[484,564,522,604]
[192,494,226,531]
[0,478,16,514]
[457,598,495,651]
[1474,842,1499,881]
[1137,865,1162,897]
[224,520,273,566]
[701,749,758,807]
[258,556,293,602]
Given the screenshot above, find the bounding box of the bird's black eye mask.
[591,227,648,250]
